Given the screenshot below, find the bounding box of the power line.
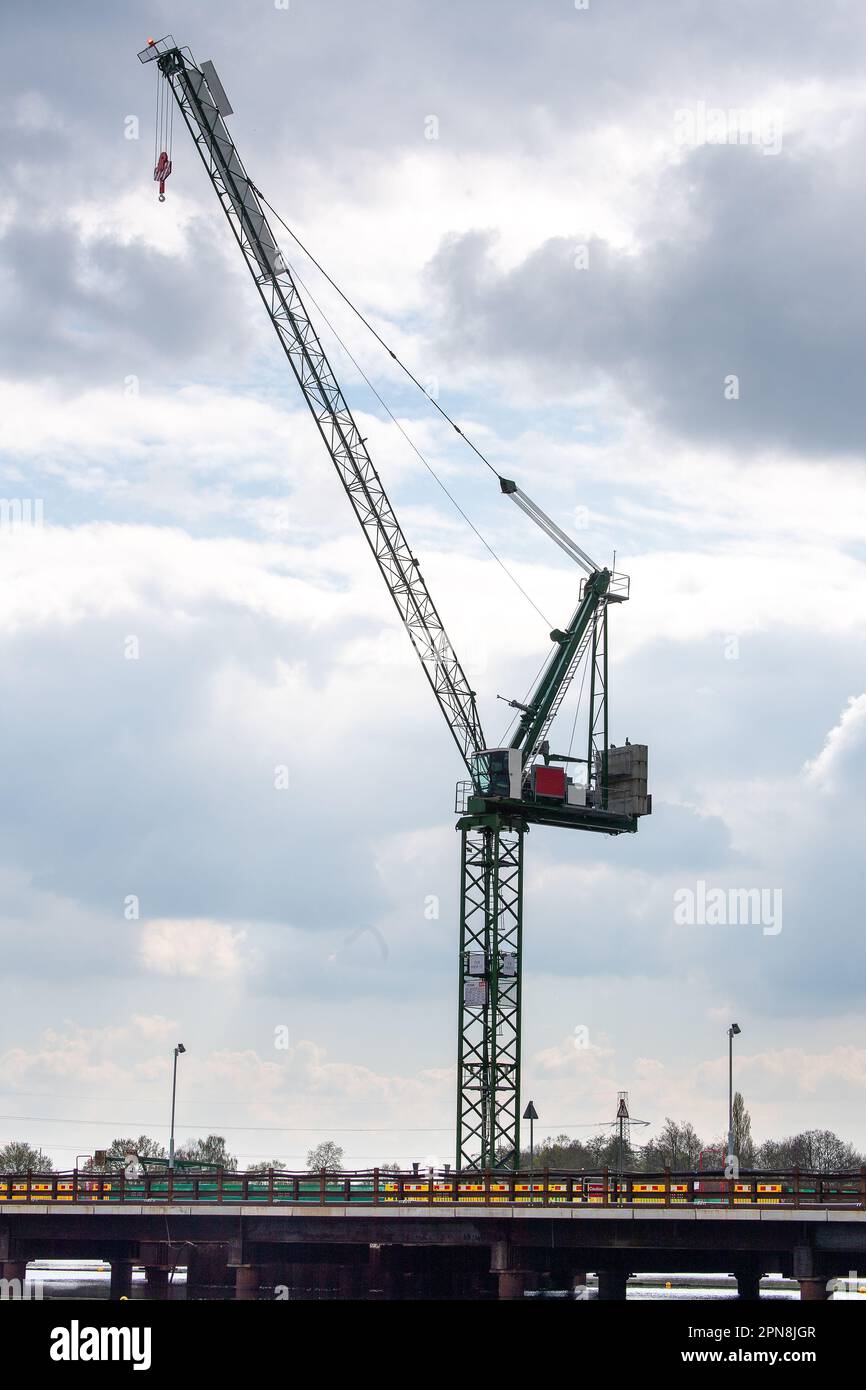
[0,1113,450,1133]
[0,1112,618,1134]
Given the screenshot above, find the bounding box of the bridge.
[3,1167,865,1299]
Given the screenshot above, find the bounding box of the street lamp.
[169,1043,186,1171]
[726,1023,741,1174]
[523,1100,538,1201]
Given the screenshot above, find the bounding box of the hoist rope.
[154,70,174,161]
[284,256,553,628]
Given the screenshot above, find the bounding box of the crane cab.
[471,748,522,800]
[470,748,585,807]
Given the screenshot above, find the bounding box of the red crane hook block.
[153,151,172,202]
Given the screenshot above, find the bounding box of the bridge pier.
[0,1260,28,1285]
[597,1269,629,1301]
[109,1259,134,1300]
[490,1239,538,1300]
[793,1245,828,1301]
[799,1278,829,1301]
[234,1265,262,1301]
[735,1265,762,1300]
[144,1266,170,1298]
[495,1271,529,1299]
[187,1243,231,1299]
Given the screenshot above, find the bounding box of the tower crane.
[137,36,650,1170]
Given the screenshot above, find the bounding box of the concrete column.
[490,1238,538,1300]
[572,1271,589,1300]
[498,1270,530,1300]
[234,1265,261,1301]
[799,1278,829,1301]
[0,1261,27,1283]
[736,1268,762,1300]
[109,1260,134,1300]
[597,1269,628,1301]
[144,1266,170,1299]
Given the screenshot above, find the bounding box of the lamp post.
[169,1042,186,1171]
[726,1023,741,1173]
[523,1100,538,1201]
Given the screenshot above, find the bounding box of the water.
[14,1261,187,1301]
[7,1263,863,1300]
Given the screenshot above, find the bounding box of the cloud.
[2,0,866,1162]
[428,125,866,454]
[804,694,866,794]
[138,918,254,979]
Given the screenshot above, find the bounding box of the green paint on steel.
[456,818,524,1170]
[509,569,611,761]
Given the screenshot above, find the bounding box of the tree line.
[1,1101,862,1174]
[0,1136,344,1174]
[518,1095,863,1173]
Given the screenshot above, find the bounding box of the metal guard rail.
[1,1167,864,1207]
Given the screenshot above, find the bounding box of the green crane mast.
[138,36,650,1172]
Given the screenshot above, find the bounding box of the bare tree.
[642,1119,704,1170]
[175,1135,237,1170]
[94,1136,167,1170]
[755,1129,862,1172]
[306,1140,344,1172]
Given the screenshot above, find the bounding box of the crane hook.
[153,150,172,202]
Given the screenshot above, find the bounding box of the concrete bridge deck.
[3,1191,865,1300]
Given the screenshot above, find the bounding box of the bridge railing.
[1,1162,866,1206]
[1,1166,864,1207]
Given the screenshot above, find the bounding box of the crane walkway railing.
[1,1167,864,1208]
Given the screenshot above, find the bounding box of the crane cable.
[282,250,554,627]
[252,185,500,481]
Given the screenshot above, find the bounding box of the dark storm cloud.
[14,1,866,163]
[0,216,257,387]
[429,132,866,456]
[5,0,866,405]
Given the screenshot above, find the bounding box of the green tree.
[732,1092,755,1164]
[245,1159,287,1173]
[175,1135,237,1170]
[306,1140,344,1172]
[0,1141,53,1172]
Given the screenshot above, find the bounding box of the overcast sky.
[1,0,865,1169]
